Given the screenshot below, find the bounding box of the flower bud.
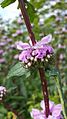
[28,62,31,67]
[41,58,44,62]
[34,58,37,62]
[30,57,34,61]
[47,54,50,58]
[45,58,48,62]
[0,86,6,100]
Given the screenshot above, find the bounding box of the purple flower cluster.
[0,86,6,100]
[16,34,53,68]
[30,100,63,119]
[0,35,17,64]
[12,29,23,37]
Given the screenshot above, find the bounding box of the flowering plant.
[16,34,54,68]
[0,86,6,100]
[31,100,63,119]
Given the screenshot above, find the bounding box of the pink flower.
[0,86,6,100]
[2,36,7,39]
[0,58,6,63]
[30,100,63,119]
[59,54,64,60]
[17,18,23,24]
[0,41,7,46]
[58,44,65,49]
[16,29,23,35]
[19,49,32,63]
[16,34,54,66]
[12,33,17,37]
[0,50,4,54]
[14,54,19,59]
[31,109,45,119]
[7,38,12,42]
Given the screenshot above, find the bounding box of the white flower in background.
[0,86,6,100]
[0,0,4,4]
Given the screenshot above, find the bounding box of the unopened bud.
[32,52,35,56]
[41,58,44,62]
[34,58,37,62]
[0,86,7,100]
[45,58,48,62]
[28,62,31,67]
[47,54,50,58]
[25,65,28,68]
[0,94,3,97]
[50,54,52,57]
[30,57,34,61]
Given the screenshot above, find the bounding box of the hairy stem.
[39,68,50,117]
[18,0,50,117]
[18,0,36,45]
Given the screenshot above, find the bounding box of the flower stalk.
[0,100,25,119]
[18,0,50,117]
[18,0,36,45]
[55,76,67,119]
[39,68,50,117]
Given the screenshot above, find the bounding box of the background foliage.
[0,0,67,119]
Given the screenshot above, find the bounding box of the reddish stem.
[39,68,50,117]
[18,0,36,45]
[18,0,50,117]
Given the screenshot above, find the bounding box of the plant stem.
[0,100,25,119]
[55,77,67,119]
[18,0,36,45]
[39,68,50,117]
[18,0,50,117]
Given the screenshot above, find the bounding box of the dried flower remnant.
[30,100,63,119]
[0,86,6,100]
[16,34,54,68]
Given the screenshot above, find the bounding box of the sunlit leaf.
[1,0,16,8]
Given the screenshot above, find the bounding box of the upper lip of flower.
[16,34,54,63]
[16,34,52,51]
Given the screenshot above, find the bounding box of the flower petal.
[41,34,52,44]
[33,34,52,49]
[52,104,62,117]
[16,41,30,50]
[30,109,45,119]
[40,100,54,111]
[47,115,56,119]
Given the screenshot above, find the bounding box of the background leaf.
[7,62,30,79]
[1,0,16,8]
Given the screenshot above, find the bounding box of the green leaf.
[26,2,36,22]
[46,67,59,77]
[1,0,16,8]
[0,104,7,114]
[7,62,29,79]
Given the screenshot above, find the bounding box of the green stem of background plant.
[18,0,50,117]
[55,76,67,119]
